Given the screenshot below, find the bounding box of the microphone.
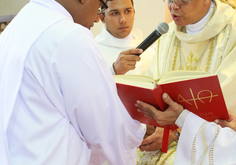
[135,22,169,56]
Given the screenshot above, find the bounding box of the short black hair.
[105,0,134,6]
[102,0,134,16]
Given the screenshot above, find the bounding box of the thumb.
[162,93,175,106]
[162,93,183,116]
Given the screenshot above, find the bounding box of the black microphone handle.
[135,29,161,56]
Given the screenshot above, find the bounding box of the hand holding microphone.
[135,22,169,56]
[113,49,142,75]
[113,22,169,74]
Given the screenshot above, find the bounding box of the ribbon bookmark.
[161,128,170,153]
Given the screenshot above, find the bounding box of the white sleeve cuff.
[140,123,147,136]
[110,63,116,75]
[175,109,190,129]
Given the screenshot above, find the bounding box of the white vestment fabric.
[95,27,155,75]
[0,0,145,164]
[146,0,236,115]
[175,112,236,165]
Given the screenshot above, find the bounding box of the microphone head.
[157,22,169,35]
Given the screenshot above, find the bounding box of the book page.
[113,71,214,89]
[113,75,157,89]
[157,70,214,84]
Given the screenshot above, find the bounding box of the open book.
[114,70,229,130]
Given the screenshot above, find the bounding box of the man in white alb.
[0,0,146,164]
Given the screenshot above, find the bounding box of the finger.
[139,142,154,151]
[136,100,157,112]
[122,48,143,55]
[126,61,137,66]
[228,111,236,122]
[123,65,136,71]
[137,108,152,118]
[141,135,155,145]
[215,119,230,128]
[140,142,161,151]
[136,100,161,120]
[120,55,140,62]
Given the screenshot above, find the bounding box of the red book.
[114,70,229,152]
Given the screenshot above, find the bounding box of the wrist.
[175,129,181,143]
[169,129,179,141]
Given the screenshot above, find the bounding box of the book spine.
[151,86,167,111]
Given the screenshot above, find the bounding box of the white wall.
[90,0,167,39]
[0,0,29,16]
[0,0,171,36]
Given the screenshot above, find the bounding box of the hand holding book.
[135,93,184,127]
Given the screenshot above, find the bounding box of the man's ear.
[100,14,106,23]
[133,9,135,20]
[203,0,211,5]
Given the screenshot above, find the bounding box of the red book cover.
[159,75,229,121]
[115,73,229,129]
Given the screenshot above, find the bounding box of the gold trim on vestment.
[205,37,215,72]
[209,125,219,165]
[191,121,208,165]
[172,38,179,71]
[191,121,220,165]
[172,37,215,72]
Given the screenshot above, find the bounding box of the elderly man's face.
[169,0,211,26]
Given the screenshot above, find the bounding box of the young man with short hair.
[96,0,155,75]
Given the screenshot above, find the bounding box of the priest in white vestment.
[0,0,146,164]
[95,0,155,75]
[138,0,236,164]
[146,0,236,115]
[135,92,236,165]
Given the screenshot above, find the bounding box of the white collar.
[186,1,214,34]
[96,26,142,49]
